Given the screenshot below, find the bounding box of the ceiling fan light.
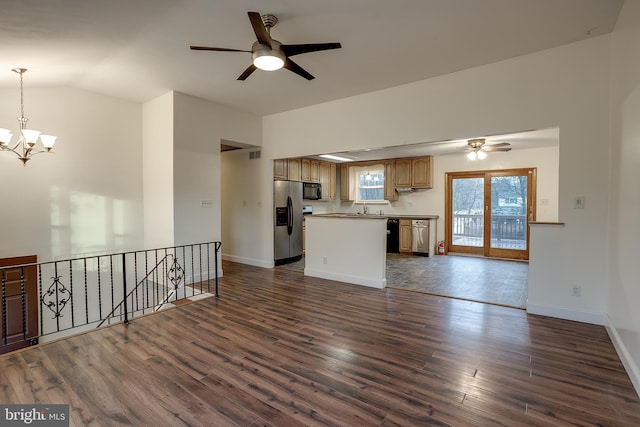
[467,151,478,161]
[477,150,487,160]
[252,48,285,71]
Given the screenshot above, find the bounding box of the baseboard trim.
[605,316,640,398]
[526,303,605,325]
[304,268,386,289]
[222,253,274,269]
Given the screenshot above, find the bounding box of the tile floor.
[385,253,528,308]
[277,254,528,309]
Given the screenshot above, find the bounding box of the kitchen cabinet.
[395,156,433,189]
[395,159,412,187]
[384,160,398,200]
[319,161,337,200]
[411,156,433,188]
[399,219,413,253]
[340,164,351,201]
[319,162,331,199]
[288,158,301,181]
[301,158,311,181]
[273,159,288,180]
[330,163,337,199]
[310,160,320,183]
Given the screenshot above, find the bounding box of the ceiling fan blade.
[483,146,512,152]
[237,64,257,81]
[248,11,272,48]
[283,58,315,80]
[190,46,250,53]
[487,142,511,148]
[281,43,342,57]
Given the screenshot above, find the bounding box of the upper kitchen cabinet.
[288,158,301,181]
[329,163,337,199]
[310,160,320,183]
[384,160,398,200]
[340,164,351,201]
[274,159,288,180]
[395,156,433,189]
[411,157,433,188]
[395,159,412,187]
[301,158,311,182]
[301,158,320,183]
[319,162,336,200]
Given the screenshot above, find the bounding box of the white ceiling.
[0,0,622,118]
[313,127,560,162]
[1,1,621,161]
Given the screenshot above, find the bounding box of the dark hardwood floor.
[1,260,639,426]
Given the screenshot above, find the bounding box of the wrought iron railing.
[1,241,221,353]
[452,214,527,241]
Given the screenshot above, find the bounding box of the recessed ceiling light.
[319,154,352,162]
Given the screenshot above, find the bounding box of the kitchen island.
[304,214,388,288]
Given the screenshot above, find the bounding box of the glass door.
[446,169,535,260]
[449,174,485,255]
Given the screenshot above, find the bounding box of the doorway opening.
[445,168,536,260]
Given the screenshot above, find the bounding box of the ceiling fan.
[190,12,342,81]
[465,138,511,160]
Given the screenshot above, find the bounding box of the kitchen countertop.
[312,213,439,220]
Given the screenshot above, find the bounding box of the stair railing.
[1,241,221,353]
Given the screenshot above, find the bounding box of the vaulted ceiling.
[1,0,623,117]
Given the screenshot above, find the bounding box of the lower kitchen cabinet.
[399,219,413,253]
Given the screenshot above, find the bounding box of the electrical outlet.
[323,257,328,265]
[574,196,585,209]
[572,285,581,297]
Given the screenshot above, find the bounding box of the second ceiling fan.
[465,138,511,160]
[190,12,342,81]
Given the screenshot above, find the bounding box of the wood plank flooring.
[1,260,639,426]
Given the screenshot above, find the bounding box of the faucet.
[362,203,368,214]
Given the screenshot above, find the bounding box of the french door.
[445,168,536,260]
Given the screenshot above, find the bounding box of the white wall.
[608,0,640,395]
[0,87,144,261]
[261,36,611,324]
[173,92,262,248]
[221,148,271,267]
[142,92,175,249]
[306,146,559,243]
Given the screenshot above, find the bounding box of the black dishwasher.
[386,218,399,253]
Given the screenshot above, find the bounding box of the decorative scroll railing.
[452,214,527,241]
[1,241,221,353]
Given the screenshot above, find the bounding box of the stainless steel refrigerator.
[274,180,303,265]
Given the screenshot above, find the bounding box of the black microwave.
[303,182,322,200]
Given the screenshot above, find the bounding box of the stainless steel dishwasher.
[412,219,430,256]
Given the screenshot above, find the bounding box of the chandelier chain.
[19,69,25,119]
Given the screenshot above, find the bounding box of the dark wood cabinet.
[1,255,38,354]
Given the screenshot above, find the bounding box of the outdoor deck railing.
[452,214,527,241]
[1,241,221,353]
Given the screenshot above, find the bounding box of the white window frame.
[354,165,386,204]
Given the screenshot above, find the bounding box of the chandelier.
[0,68,57,165]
